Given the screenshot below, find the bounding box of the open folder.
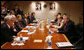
[55,42,74,48]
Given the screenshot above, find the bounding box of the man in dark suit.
[1,16,17,45]
[27,12,36,24]
[57,16,77,43]
[50,15,77,44]
[14,14,26,32]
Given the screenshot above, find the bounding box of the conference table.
[1,20,74,49]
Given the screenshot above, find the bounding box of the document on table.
[21,30,28,32]
[56,42,74,48]
[11,42,24,46]
[14,37,29,41]
[11,37,29,46]
[34,40,42,43]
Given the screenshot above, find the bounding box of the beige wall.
[7,1,83,24]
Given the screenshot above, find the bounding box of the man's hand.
[50,28,57,32]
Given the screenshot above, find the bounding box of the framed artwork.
[36,3,41,10]
[49,3,55,10]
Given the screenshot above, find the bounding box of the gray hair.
[4,15,16,22]
[63,15,70,19]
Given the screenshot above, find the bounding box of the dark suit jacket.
[27,16,36,24]
[1,23,17,45]
[54,18,58,23]
[18,9,23,15]
[58,20,76,40]
[14,19,26,32]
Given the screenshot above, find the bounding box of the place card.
[34,40,42,43]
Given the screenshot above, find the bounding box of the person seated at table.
[24,13,28,25]
[54,13,62,23]
[1,15,17,45]
[14,14,26,31]
[51,17,64,29]
[31,12,38,23]
[51,15,76,42]
[31,12,36,20]
[27,12,36,24]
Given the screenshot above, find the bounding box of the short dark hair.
[58,13,61,15]
[63,13,67,16]
[59,17,63,19]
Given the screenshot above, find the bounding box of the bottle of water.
[48,36,52,46]
[48,31,51,34]
[28,27,30,32]
[20,34,23,42]
[48,30,52,46]
[48,18,50,25]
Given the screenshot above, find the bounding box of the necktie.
[64,24,67,31]
[59,23,60,26]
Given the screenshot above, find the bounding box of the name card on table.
[34,40,42,43]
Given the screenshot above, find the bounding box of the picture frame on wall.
[36,3,41,10]
[49,3,55,10]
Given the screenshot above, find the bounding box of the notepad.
[34,40,42,43]
[56,42,74,48]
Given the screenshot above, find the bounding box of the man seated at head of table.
[50,14,76,43]
[27,12,37,24]
[1,14,17,45]
[14,14,26,32]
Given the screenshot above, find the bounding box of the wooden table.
[1,20,74,49]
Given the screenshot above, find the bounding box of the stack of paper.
[56,42,74,48]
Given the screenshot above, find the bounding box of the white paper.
[46,46,53,49]
[11,42,24,46]
[26,26,36,29]
[21,30,28,32]
[56,42,73,47]
[14,37,29,41]
[27,30,36,35]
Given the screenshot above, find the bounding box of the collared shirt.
[7,24,10,29]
